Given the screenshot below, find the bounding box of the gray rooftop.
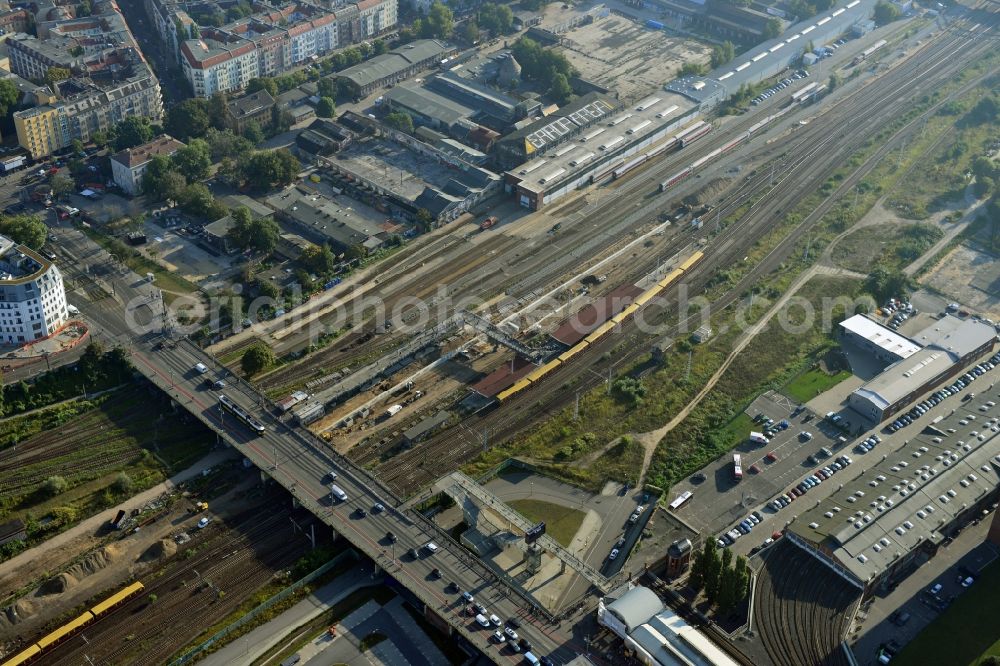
[338,39,451,89]
[913,315,998,360]
[790,381,1000,584]
[383,82,476,127]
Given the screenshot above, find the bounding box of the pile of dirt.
[36,573,77,597]
[65,545,120,579]
[138,539,176,563]
[0,597,35,629]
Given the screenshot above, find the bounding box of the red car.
[749,464,761,474]
[766,451,778,462]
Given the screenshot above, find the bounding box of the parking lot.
[668,390,849,543]
[670,347,1000,560]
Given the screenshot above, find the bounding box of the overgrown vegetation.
[0,387,214,561]
[831,223,944,273]
[508,499,586,547]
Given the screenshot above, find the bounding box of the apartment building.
[165,0,396,97]
[111,134,185,196]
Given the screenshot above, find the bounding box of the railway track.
[372,16,998,495]
[43,503,308,665]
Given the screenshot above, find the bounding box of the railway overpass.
[48,224,591,665]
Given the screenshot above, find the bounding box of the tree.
[874,0,901,23]
[180,183,226,220]
[300,243,336,275]
[0,214,46,249]
[113,472,134,494]
[702,541,722,602]
[316,96,336,119]
[734,555,750,602]
[172,139,212,182]
[511,37,576,89]
[317,77,336,100]
[384,111,414,134]
[50,174,74,199]
[227,207,280,253]
[479,3,513,34]
[43,475,68,497]
[207,92,230,130]
[241,342,276,375]
[689,543,708,590]
[711,41,735,68]
[373,39,389,55]
[243,121,265,145]
[204,128,252,161]
[828,71,842,92]
[166,98,210,141]
[236,149,300,191]
[44,67,71,85]
[866,266,911,302]
[461,19,480,44]
[423,1,454,39]
[550,72,573,105]
[763,17,783,39]
[142,156,187,202]
[716,548,738,613]
[112,116,154,151]
[0,79,20,119]
[247,77,278,97]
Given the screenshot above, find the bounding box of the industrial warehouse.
[787,393,1000,596]
[844,314,997,422]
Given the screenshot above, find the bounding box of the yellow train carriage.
[678,251,704,272]
[496,377,533,402]
[585,320,618,345]
[1,645,40,666]
[656,268,684,290]
[35,611,94,651]
[556,341,589,365]
[611,303,640,325]
[524,359,561,384]
[90,581,144,617]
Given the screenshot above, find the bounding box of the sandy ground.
[0,449,237,645]
[555,14,711,100]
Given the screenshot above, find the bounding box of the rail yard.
[1,0,998,664]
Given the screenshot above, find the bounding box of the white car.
[504,627,518,641]
[197,517,211,529]
[424,542,439,554]
[493,629,506,642]
[609,548,620,560]
[475,614,491,628]
[962,577,974,587]
[929,583,942,595]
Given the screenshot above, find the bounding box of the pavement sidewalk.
[200,565,377,666]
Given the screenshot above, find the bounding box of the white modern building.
[598,586,740,666]
[0,236,68,345]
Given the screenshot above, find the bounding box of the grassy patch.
[508,499,586,547]
[79,225,200,295]
[892,559,1000,666]
[783,367,853,402]
[830,223,944,273]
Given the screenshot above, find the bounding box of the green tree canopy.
[874,0,901,23]
[165,98,210,141]
[0,214,46,249]
[550,72,573,105]
[227,208,280,254]
[479,3,513,34]
[235,149,300,191]
[511,37,576,92]
[172,138,212,182]
[384,111,414,134]
[299,243,336,276]
[0,79,20,119]
[241,342,275,376]
[141,155,187,201]
[316,96,336,118]
[204,128,252,161]
[423,1,455,38]
[711,41,735,68]
[866,267,912,303]
[44,67,71,85]
[247,77,278,97]
[112,116,154,151]
[180,183,227,220]
[763,17,783,39]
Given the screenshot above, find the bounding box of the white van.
[194,363,208,374]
